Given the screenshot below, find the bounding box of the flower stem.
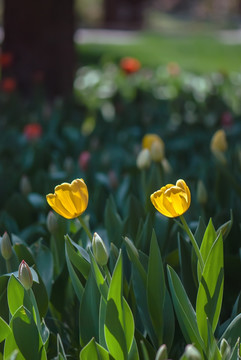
[78,216,92,241]
[179,215,204,271]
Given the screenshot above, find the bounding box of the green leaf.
[104,251,127,360]
[196,234,224,348]
[219,314,241,350]
[127,338,139,360]
[124,237,146,284]
[89,250,108,301]
[228,337,240,360]
[216,210,233,241]
[7,276,32,317]
[80,337,113,360]
[65,238,84,302]
[104,196,123,248]
[0,317,11,343]
[79,272,100,347]
[65,235,90,279]
[162,289,175,351]
[4,306,47,360]
[123,298,135,354]
[167,266,204,354]
[147,232,165,345]
[56,334,67,360]
[198,219,217,282]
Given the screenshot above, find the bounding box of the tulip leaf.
[13,243,35,267]
[80,337,113,360]
[162,289,175,351]
[197,219,217,282]
[228,337,240,360]
[196,233,224,348]
[167,265,204,354]
[79,271,100,347]
[65,235,90,279]
[65,240,84,302]
[124,237,146,284]
[178,233,197,306]
[11,306,47,360]
[104,196,123,248]
[131,263,157,347]
[147,231,165,345]
[7,275,32,317]
[219,314,241,350]
[0,316,11,343]
[104,251,130,360]
[56,334,67,360]
[216,210,233,241]
[89,250,109,301]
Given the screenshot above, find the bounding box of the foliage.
[0,62,241,359]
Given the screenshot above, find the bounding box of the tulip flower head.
[142,133,165,162]
[120,57,141,74]
[150,179,191,218]
[46,178,88,219]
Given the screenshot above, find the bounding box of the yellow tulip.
[210,129,228,153]
[150,179,191,218]
[142,133,165,162]
[46,178,88,219]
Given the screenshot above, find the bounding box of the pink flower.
[78,151,91,171]
[23,123,43,141]
[221,111,233,129]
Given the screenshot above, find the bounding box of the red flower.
[0,52,13,68]
[23,123,43,141]
[1,77,17,93]
[78,151,91,171]
[120,57,141,74]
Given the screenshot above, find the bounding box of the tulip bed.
[1,62,241,360]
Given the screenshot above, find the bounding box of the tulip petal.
[46,193,74,219]
[69,179,88,214]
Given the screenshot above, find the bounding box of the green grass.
[76,30,241,74]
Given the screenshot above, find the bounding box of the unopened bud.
[210,129,228,153]
[47,211,58,234]
[1,232,13,260]
[212,150,227,165]
[197,180,208,205]
[92,233,109,266]
[220,338,231,358]
[20,175,32,196]
[136,148,151,170]
[161,158,172,174]
[184,345,201,360]
[150,141,165,162]
[155,344,168,360]
[18,260,33,290]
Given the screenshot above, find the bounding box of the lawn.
[75,20,241,73]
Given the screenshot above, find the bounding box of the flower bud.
[136,148,151,170]
[150,141,165,162]
[18,260,33,290]
[46,211,58,235]
[1,232,13,260]
[220,338,231,358]
[210,129,228,153]
[92,233,109,266]
[161,158,172,174]
[184,345,201,360]
[155,344,168,360]
[20,175,32,196]
[197,180,208,205]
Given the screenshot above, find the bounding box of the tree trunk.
[2,0,74,98]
